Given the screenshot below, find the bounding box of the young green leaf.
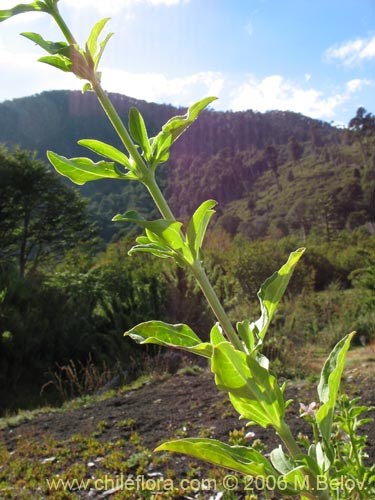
[155,438,278,478]
[236,319,256,352]
[47,151,129,185]
[316,332,355,444]
[251,248,305,344]
[212,341,286,429]
[128,108,152,159]
[128,242,176,260]
[152,96,217,165]
[210,323,226,346]
[0,2,48,22]
[78,139,133,170]
[125,321,212,358]
[86,17,110,62]
[112,211,194,264]
[38,55,72,72]
[21,32,68,54]
[186,199,217,259]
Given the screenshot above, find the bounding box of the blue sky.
[0,0,374,126]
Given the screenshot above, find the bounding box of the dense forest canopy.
[0,90,363,241]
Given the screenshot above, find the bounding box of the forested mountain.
[0,90,373,242]
[1,90,375,413]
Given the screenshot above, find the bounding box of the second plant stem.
[92,78,245,351]
[51,0,244,351]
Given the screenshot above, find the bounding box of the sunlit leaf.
[316,332,355,444]
[21,32,68,54]
[95,32,113,71]
[210,323,226,346]
[47,151,129,185]
[128,108,152,159]
[78,139,132,170]
[251,248,305,344]
[152,96,217,165]
[38,55,72,72]
[86,17,110,60]
[236,319,255,352]
[155,438,277,478]
[112,211,193,264]
[186,199,216,259]
[212,341,285,429]
[125,321,212,358]
[0,2,48,22]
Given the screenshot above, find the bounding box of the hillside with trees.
[1,91,375,414]
[0,90,347,241]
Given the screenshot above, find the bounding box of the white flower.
[244,431,256,440]
[299,402,318,418]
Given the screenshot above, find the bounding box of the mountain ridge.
[0,90,370,243]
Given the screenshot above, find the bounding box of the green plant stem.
[191,260,244,351]
[91,80,150,181]
[87,80,244,350]
[278,420,301,457]
[50,3,244,350]
[147,170,244,350]
[278,421,330,500]
[50,4,77,45]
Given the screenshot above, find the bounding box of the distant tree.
[263,144,281,191]
[0,146,96,276]
[288,136,304,167]
[220,214,242,236]
[348,107,375,167]
[310,123,323,156]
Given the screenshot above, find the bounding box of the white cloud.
[346,78,371,93]
[0,42,80,101]
[101,69,224,106]
[325,35,375,65]
[229,74,373,119]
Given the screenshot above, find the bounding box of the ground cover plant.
[1,2,374,499]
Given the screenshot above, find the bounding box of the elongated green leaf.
[270,448,319,494]
[270,446,295,474]
[210,323,226,346]
[155,438,277,478]
[152,96,217,164]
[21,32,68,54]
[236,319,255,352]
[113,211,193,264]
[129,235,176,259]
[186,200,217,259]
[38,55,72,72]
[86,17,110,61]
[0,2,48,22]
[125,321,212,358]
[128,108,152,159]
[251,248,305,343]
[212,341,285,429]
[128,243,175,259]
[78,139,132,170]
[163,96,217,143]
[316,332,355,443]
[47,151,129,185]
[95,32,113,71]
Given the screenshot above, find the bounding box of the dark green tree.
[310,123,323,156]
[263,144,281,191]
[0,146,95,276]
[348,107,375,167]
[288,136,304,167]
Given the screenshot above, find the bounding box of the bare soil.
[1,346,375,499]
